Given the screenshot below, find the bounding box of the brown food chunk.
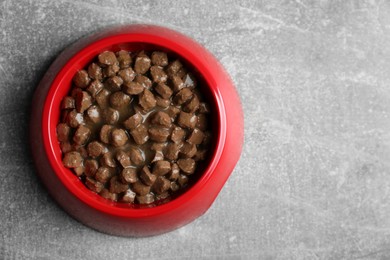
[71,88,82,99]
[103,107,119,124]
[62,151,83,168]
[153,176,171,194]
[148,127,170,142]
[196,114,208,131]
[57,123,70,142]
[132,181,151,196]
[100,152,116,168]
[123,81,144,95]
[153,160,171,176]
[177,111,197,129]
[178,174,189,187]
[139,89,156,111]
[165,106,180,119]
[170,182,179,191]
[73,125,91,145]
[151,111,171,127]
[87,80,104,98]
[167,163,180,181]
[116,150,132,168]
[155,192,170,201]
[151,51,168,67]
[151,142,167,152]
[75,145,88,158]
[123,113,142,130]
[99,189,118,201]
[140,166,156,186]
[85,177,104,193]
[165,142,181,161]
[136,194,155,204]
[84,159,99,177]
[98,51,117,67]
[60,141,72,154]
[155,83,173,99]
[121,189,136,203]
[99,125,113,144]
[106,76,123,92]
[155,96,170,108]
[61,96,75,109]
[194,149,207,161]
[95,166,113,183]
[187,128,205,145]
[103,63,120,78]
[61,107,70,123]
[87,63,103,80]
[121,168,138,184]
[135,75,152,89]
[171,75,185,92]
[75,91,92,113]
[109,176,128,193]
[171,126,186,143]
[66,109,84,128]
[111,128,128,147]
[86,105,101,124]
[174,88,193,105]
[73,166,85,177]
[180,142,197,158]
[110,91,131,109]
[177,158,196,175]
[72,145,87,156]
[116,50,132,68]
[130,124,149,145]
[166,60,183,77]
[129,147,144,166]
[151,150,164,163]
[182,95,200,113]
[176,67,188,80]
[134,55,151,74]
[117,67,135,83]
[150,66,167,83]
[133,105,147,115]
[95,88,111,108]
[73,70,90,89]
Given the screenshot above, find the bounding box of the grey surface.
[1,0,390,259]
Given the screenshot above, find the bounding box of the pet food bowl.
[30,24,243,237]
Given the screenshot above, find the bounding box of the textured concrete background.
[1,0,390,259]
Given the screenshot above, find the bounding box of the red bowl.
[30,24,243,237]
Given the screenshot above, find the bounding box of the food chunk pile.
[57,50,211,205]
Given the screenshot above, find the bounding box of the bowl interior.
[45,39,222,211]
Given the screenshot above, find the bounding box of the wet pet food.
[57,50,211,205]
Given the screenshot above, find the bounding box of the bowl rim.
[42,25,227,218]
